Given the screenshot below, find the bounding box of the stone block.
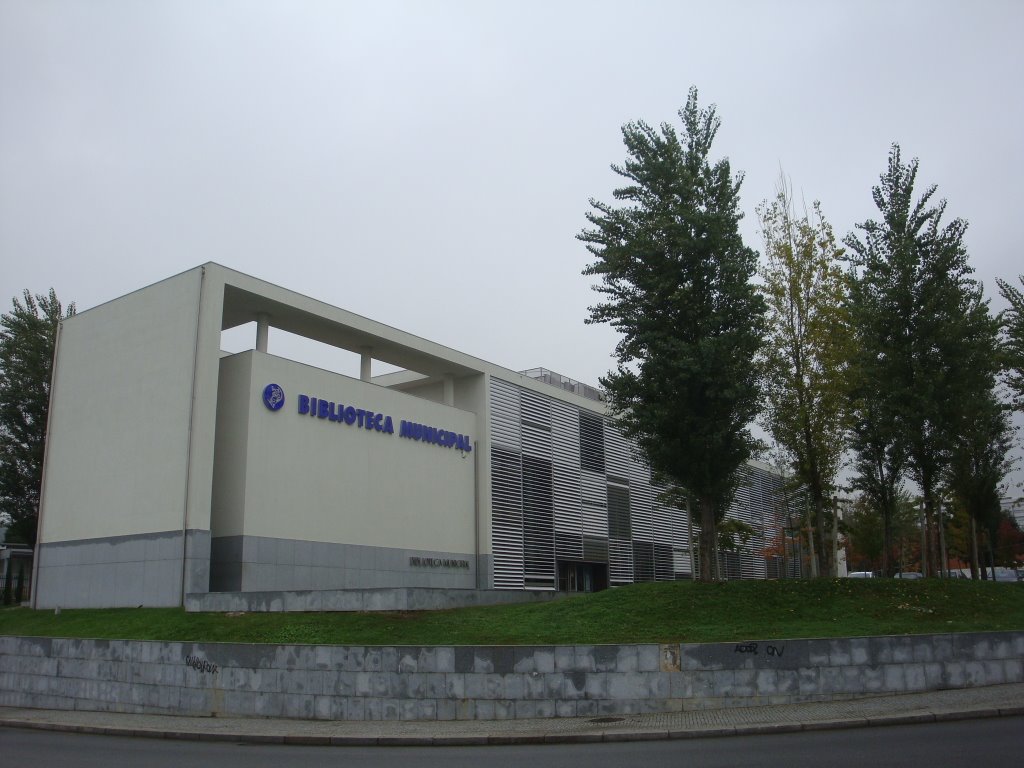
[444,673,465,699]
[607,672,651,700]
[435,698,457,721]
[883,664,906,692]
[222,690,256,716]
[943,661,965,687]
[380,698,402,721]
[606,644,640,673]
[396,650,418,673]
[554,646,575,672]
[513,646,555,674]
[891,638,916,664]
[775,669,799,694]
[464,673,503,699]
[555,700,577,717]
[344,697,365,721]
[330,646,365,671]
[806,639,831,666]
[282,696,313,720]
[433,647,455,673]
[964,661,986,686]
[355,672,389,697]
[503,673,527,700]
[583,672,608,699]
[848,637,870,665]
[637,644,660,672]
[798,667,820,694]
[562,670,587,699]
[471,647,514,674]
[400,698,436,721]
[930,634,954,662]
[573,645,597,672]
[983,660,1006,685]
[396,673,426,698]
[493,699,516,720]
[870,636,893,663]
[755,668,779,694]
[828,640,852,666]
[990,637,1013,660]
[1005,658,1023,682]
[515,699,555,719]
[911,641,934,663]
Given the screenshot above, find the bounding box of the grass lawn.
[2,579,1023,647]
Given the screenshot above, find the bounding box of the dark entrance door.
[557,561,608,592]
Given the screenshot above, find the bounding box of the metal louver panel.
[630,482,654,543]
[521,454,555,589]
[654,543,674,581]
[725,465,764,579]
[490,378,521,451]
[579,411,604,473]
[581,470,608,538]
[603,420,631,483]
[672,547,693,576]
[551,401,582,555]
[608,538,634,584]
[520,388,552,460]
[551,401,580,468]
[490,447,524,589]
[607,484,631,541]
[632,541,655,582]
[552,463,582,532]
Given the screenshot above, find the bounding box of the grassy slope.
[2,580,1023,647]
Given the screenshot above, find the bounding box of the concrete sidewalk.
[2,683,1023,746]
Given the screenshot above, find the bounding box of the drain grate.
[588,716,626,724]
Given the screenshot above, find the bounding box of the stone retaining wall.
[1,632,1021,721]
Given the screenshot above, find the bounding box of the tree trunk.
[877,456,893,577]
[919,500,929,577]
[813,493,830,578]
[970,515,979,580]
[937,499,948,579]
[806,498,818,578]
[831,497,840,578]
[698,497,717,581]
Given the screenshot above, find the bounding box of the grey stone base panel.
[186,587,565,613]
[210,535,480,593]
[34,530,210,609]
[1,632,1021,722]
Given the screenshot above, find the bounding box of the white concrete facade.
[33,264,792,609]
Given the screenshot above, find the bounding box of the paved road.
[3,716,1021,768]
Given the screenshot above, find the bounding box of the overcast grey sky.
[2,1,1022,488]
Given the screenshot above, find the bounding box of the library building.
[32,264,790,610]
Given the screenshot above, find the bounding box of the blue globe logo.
[262,383,285,411]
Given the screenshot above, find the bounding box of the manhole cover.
[588,716,625,724]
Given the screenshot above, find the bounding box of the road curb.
[0,705,1020,747]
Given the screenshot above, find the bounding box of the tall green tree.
[846,394,906,577]
[0,289,75,547]
[757,179,850,577]
[579,88,765,581]
[997,275,1024,411]
[845,146,999,575]
[945,386,1015,579]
